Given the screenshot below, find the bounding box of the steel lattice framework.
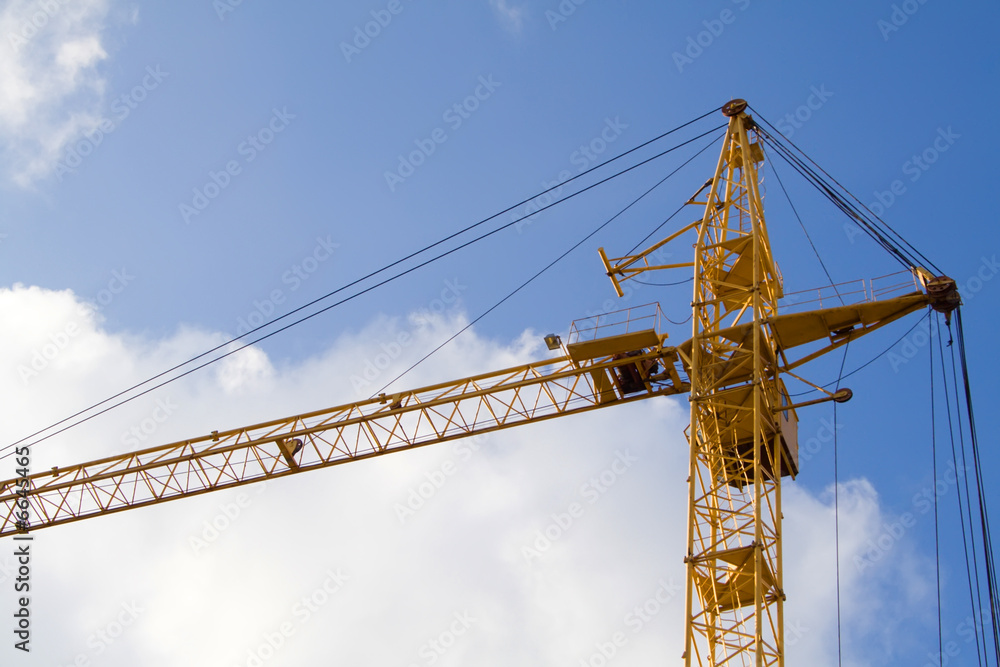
[1,99,961,665]
[0,343,687,537]
[598,100,957,665]
[682,103,785,665]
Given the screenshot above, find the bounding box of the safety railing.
[568,303,665,344]
[778,270,920,313]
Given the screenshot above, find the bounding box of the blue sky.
[1,1,998,665]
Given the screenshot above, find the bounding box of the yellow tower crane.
[601,99,959,664]
[0,100,960,664]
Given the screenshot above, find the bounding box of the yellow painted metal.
[598,102,948,665]
[565,329,663,363]
[675,294,931,382]
[0,98,955,663]
[0,335,687,537]
[677,107,786,665]
[598,219,701,298]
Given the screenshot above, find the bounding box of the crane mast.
[599,99,959,665]
[684,100,786,665]
[1,99,961,664]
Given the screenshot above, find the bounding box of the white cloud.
[215,345,275,394]
[0,0,112,187]
[490,0,525,33]
[0,285,938,665]
[783,479,935,664]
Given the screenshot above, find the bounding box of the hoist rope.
[930,317,945,658]
[833,336,850,666]
[749,105,941,275]
[955,309,1000,657]
[949,322,989,664]
[937,316,986,667]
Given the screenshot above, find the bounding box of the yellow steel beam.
[682,100,784,666]
[2,97,959,667]
[596,99,955,666]
[599,218,702,296]
[0,343,686,538]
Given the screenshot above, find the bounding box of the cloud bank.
[0,285,935,665]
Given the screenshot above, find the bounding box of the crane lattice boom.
[1,324,687,537]
[1,99,962,666]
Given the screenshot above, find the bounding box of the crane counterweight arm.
[0,339,686,537]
